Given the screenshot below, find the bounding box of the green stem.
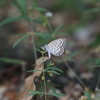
[29,0,37,61]
[93,89,100,100]
[45,17,53,34]
[32,0,53,34]
[95,69,100,92]
[20,64,26,92]
[42,53,47,100]
[12,0,26,16]
[32,35,37,60]
[64,61,86,87]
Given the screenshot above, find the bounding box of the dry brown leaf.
[16,57,49,100]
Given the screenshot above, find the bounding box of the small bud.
[41,76,44,80]
[49,73,53,77]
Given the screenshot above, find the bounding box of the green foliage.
[1,0,100,99]
[47,70,60,75]
[26,49,65,99]
[35,32,53,39]
[92,58,100,67]
[0,16,43,27]
[12,0,27,16]
[51,0,86,13]
[84,92,91,100]
[33,7,49,12]
[0,57,26,65]
[32,18,43,24]
[27,70,43,72]
[26,90,44,96]
[45,67,63,73]
[0,16,25,27]
[84,8,100,14]
[12,33,29,48]
[53,24,64,34]
[46,83,56,93]
[48,93,65,98]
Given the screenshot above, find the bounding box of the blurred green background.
[0,0,100,100]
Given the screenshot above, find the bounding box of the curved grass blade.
[0,57,26,65]
[12,33,29,48]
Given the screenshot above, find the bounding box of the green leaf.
[26,90,43,96]
[26,90,43,93]
[12,33,26,37]
[48,93,65,98]
[0,57,26,65]
[33,7,48,12]
[84,8,100,14]
[47,70,60,75]
[47,62,54,67]
[36,48,41,52]
[57,32,68,35]
[97,96,100,99]
[93,65,100,67]
[66,58,75,62]
[40,93,44,97]
[45,67,63,73]
[0,16,26,27]
[0,16,42,27]
[25,34,29,42]
[84,92,91,100]
[35,32,53,39]
[51,67,63,73]
[12,0,27,15]
[39,82,44,92]
[46,83,56,93]
[17,0,26,11]
[32,18,43,24]
[53,24,63,34]
[12,34,29,48]
[95,59,100,65]
[64,51,78,62]
[67,51,79,58]
[28,92,43,96]
[27,70,42,72]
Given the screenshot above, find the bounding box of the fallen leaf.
[16,57,49,100]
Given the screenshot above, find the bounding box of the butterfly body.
[43,38,67,58]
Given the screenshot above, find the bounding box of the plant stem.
[12,0,25,15]
[63,60,86,88]
[32,0,53,34]
[45,17,53,34]
[20,64,26,92]
[95,69,100,92]
[29,0,37,61]
[31,35,37,60]
[42,53,47,100]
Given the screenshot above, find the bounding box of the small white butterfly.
[41,38,67,58]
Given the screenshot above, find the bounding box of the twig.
[29,0,37,61]
[62,57,86,88]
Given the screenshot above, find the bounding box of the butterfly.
[41,38,67,58]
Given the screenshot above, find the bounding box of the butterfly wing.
[47,38,66,56]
